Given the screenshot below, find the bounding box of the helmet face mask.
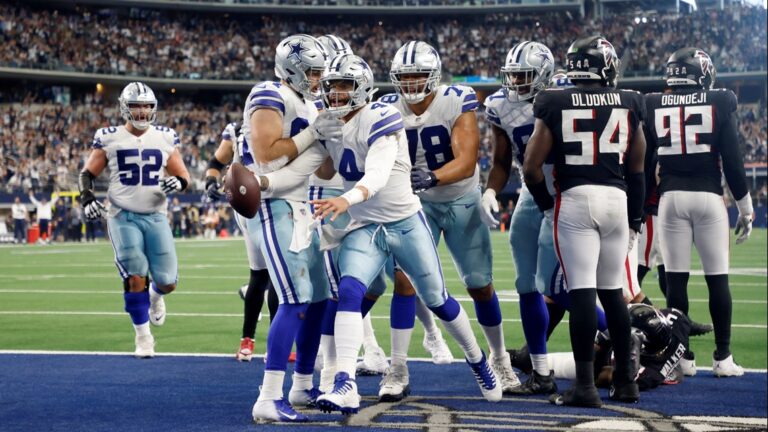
[566,36,620,88]
[119,82,157,130]
[275,34,328,101]
[500,41,554,102]
[665,47,716,89]
[390,41,441,104]
[321,54,377,118]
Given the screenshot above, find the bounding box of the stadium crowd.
[0,3,765,81]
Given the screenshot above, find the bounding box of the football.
[225,162,261,218]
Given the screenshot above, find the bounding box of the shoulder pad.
[366,103,403,146]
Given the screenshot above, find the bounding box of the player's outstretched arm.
[260,145,329,195]
[250,109,342,167]
[431,111,480,186]
[522,118,555,214]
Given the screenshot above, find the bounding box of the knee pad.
[429,296,460,321]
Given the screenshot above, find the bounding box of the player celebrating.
[482,41,558,395]
[244,34,343,423]
[257,53,502,413]
[523,36,646,407]
[78,82,190,359]
[203,122,278,362]
[380,40,519,394]
[645,47,753,377]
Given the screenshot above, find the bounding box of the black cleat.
[689,320,714,337]
[507,346,532,375]
[510,370,558,395]
[610,380,640,403]
[549,385,602,408]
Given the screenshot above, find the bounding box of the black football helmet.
[565,35,620,88]
[628,303,671,355]
[665,47,716,89]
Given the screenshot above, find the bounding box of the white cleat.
[316,372,361,415]
[378,363,410,402]
[288,387,323,408]
[319,365,337,394]
[423,329,454,365]
[134,334,155,359]
[149,289,166,326]
[491,351,521,393]
[466,352,502,402]
[679,358,697,377]
[252,398,308,423]
[713,355,744,377]
[356,345,389,376]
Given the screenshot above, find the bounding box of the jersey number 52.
[116,149,163,186]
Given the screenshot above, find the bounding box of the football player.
[523,36,646,407]
[203,122,277,362]
[376,40,519,395]
[482,41,559,395]
[645,47,753,377]
[78,82,190,359]
[244,34,343,423]
[256,53,503,413]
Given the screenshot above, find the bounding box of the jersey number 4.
[116,149,163,186]
[654,105,713,155]
[562,108,630,165]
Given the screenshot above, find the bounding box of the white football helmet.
[390,41,441,104]
[274,34,328,100]
[500,41,555,102]
[321,54,377,118]
[550,69,574,88]
[317,34,353,58]
[118,82,157,130]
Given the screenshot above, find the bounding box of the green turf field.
[1,229,765,369]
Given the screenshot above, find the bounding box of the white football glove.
[312,112,344,142]
[84,200,106,220]
[479,189,499,228]
[543,208,554,225]
[628,228,639,254]
[160,176,184,195]
[735,213,753,245]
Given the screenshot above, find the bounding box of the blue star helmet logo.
[534,47,552,67]
[287,41,307,61]
[354,60,369,71]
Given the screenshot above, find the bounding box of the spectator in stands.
[11,196,28,244]
[52,196,68,242]
[170,197,184,238]
[68,202,83,242]
[28,191,54,244]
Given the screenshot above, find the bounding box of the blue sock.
[337,276,365,313]
[295,300,327,375]
[124,291,150,325]
[473,291,502,327]
[596,306,608,332]
[265,303,308,371]
[321,299,338,336]
[361,297,376,317]
[429,296,460,321]
[519,292,549,355]
[390,293,416,329]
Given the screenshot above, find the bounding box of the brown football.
[225,162,261,218]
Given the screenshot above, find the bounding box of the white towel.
[288,200,317,253]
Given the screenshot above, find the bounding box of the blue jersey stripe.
[370,112,402,134]
[463,93,478,103]
[249,98,286,115]
[249,89,282,101]
[367,122,403,146]
[461,101,480,112]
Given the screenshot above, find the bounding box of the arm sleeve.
[356,134,399,199]
[29,195,40,206]
[719,111,749,201]
[263,144,328,195]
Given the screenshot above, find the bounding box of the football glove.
[735,213,753,245]
[312,112,344,142]
[479,189,499,228]
[411,169,438,194]
[80,192,106,220]
[205,176,225,201]
[628,228,639,254]
[161,176,184,195]
[543,208,554,225]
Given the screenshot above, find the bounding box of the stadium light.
[95,83,103,93]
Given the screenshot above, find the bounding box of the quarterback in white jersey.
[481,42,560,395]
[383,41,519,393]
[78,82,190,359]
[261,53,502,414]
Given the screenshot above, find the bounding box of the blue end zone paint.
[0,354,765,431]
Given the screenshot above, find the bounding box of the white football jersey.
[240,81,319,201]
[92,125,179,214]
[484,90,555,194]
[381,84,480,203]
[323,102,421,224]
[221,122,238,142]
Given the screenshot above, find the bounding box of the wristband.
[292,127,317,155]
[340,188,365,206]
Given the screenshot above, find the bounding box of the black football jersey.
[645,88,747,198]
[534,87,645,192]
